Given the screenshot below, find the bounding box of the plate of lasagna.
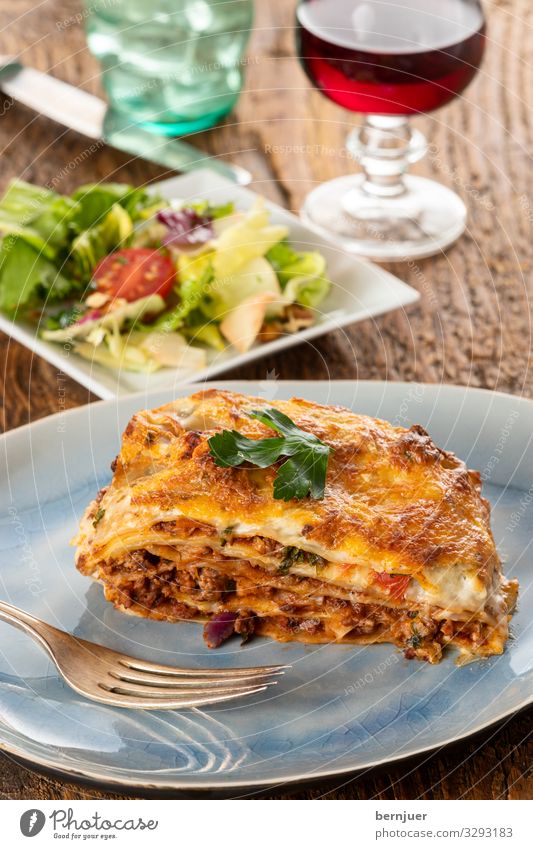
[0,380,532,792]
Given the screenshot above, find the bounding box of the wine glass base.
[301,175,467,261]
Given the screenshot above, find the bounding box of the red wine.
[297,0,486,114]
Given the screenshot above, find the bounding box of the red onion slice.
[203,611,237,648]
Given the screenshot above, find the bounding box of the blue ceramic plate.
[0,381,532,792]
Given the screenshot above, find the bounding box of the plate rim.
[1,379,532,791]
[2,695,532,794]
[4,377,533,440]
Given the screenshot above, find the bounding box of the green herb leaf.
[250,408,331,500]
[247,407,304,436]
[279,546,304,574]
[308,553,326,568]
[278,546,325,575]
[208,429,286,469]
[207,408,332,501]
[92,507,105,528]
[407,624,422,649]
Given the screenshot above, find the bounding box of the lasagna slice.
[74,389,517,663]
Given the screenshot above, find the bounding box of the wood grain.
[0,0,531,799]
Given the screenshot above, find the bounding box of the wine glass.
[296,0,486,260]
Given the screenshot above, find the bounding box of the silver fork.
[0,600,288,710]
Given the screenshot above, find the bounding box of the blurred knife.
[0,57,251,185]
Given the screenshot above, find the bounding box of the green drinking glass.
[84,0,254,136]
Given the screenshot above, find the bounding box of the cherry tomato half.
[373,571,410,600]
[93,248,176,302]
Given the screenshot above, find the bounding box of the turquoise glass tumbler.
[85,0,254,135]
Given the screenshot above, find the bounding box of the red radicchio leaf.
[76,309,102,325]
[157,207,214,247]
[203,611,237,649]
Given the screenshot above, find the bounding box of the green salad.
[0,179,330,372]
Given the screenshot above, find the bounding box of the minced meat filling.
[95,548,494,659]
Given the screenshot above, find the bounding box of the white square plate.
[0,170,419,398]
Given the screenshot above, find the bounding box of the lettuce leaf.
[266,241,330,307]
[0,179,76,258]
[151,253,214,332]
[70,183,155,230]
[41,294,165,342]
[188,200,235,220]
[283,273,330,309]
[74,326,207,374]
[265,241,300,280]
[0,180,157,314]
[212,199,288,279]
[69,204,133,282]
[205,256,284,320]
[181,322,225,351]
[73,339,161,373]
[0,236,73,317]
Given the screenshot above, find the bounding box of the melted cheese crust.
[74,390,515,651]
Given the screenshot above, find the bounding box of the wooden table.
[0,0,531,800]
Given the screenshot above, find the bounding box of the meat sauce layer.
[95,548,498,663]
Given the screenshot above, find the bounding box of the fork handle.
[0,599,58,656]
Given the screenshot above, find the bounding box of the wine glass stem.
[347,115,427,199]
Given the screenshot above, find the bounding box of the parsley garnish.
[207,408,332,501]
[92,507,105,528]
[279,546,304,574]
[278,547,326,575]
[407,625,422,649]
[308,552,326,569]
[220,526,235,547]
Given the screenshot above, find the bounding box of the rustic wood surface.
[0,0,532,800]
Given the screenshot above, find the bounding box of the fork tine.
[110,667,281,688]
[0,600,288,712]
[91,684,270,710]
[98,683,267,710]
[101,680,277,698]
[117,657,290,678]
